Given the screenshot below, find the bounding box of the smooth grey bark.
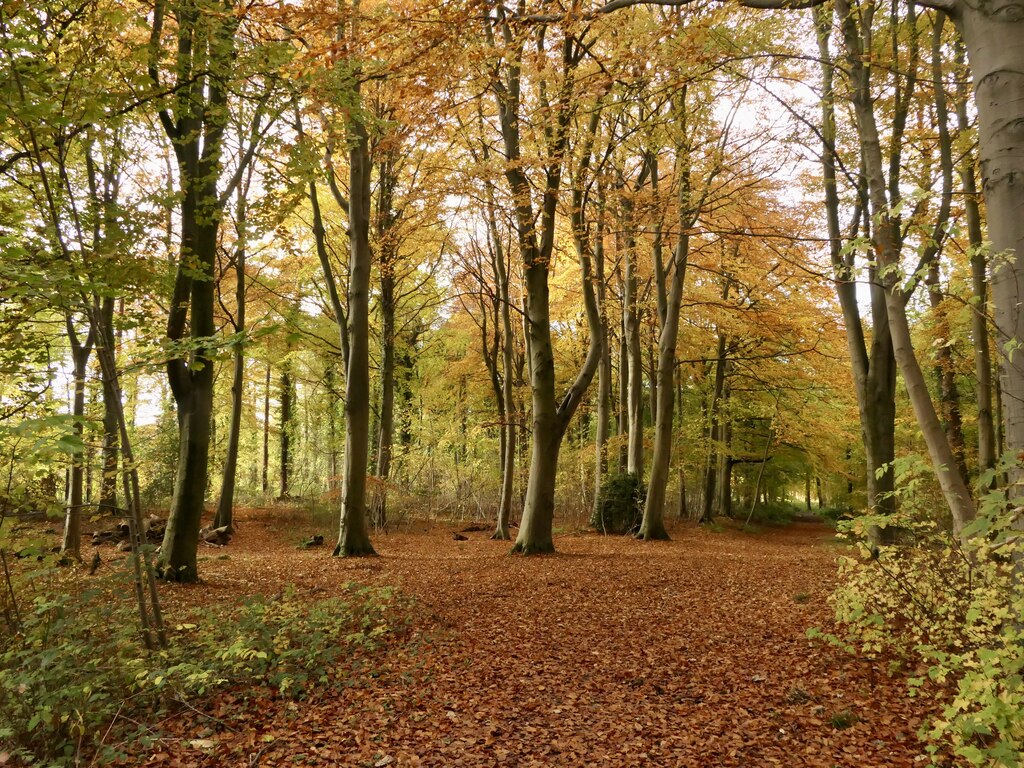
[622,201,645,476]
[836,0,975,533]
[641,133,695,539]
[333,107,376,557]
[951,7,1024,488]
[952,43,997,479]
[700,279,730,524]
[640,231,687,539]
[815,6,898,533]
[485,13,601,554]
[924,18,969,486]
[617,282,629,473]
[494,226,517,540]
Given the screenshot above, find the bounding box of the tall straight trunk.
[61,338,92,560]
[700,278,730,523]
[372,150,399,530]
[98,298,118,515]
[624,221,644,476]
[963,148,997,479]
[815,6,898,532]
[262,363,271,494]
[949,38,994,481]
[334,108,376,557]
[816,476,824,509]
[592,194,611,522]
[617,308,629,473]
[676,372,688,519]
[214,192,248,531]
[642,98,695,539]
[373,267,395,528]
[805,473,812,511]
[160,206,218,582]
[927,261,969,484]
[326,368,340,493]
[836,0,975,533]
[641,225,691,537]
[954,5,1024,493]
[279,368,292,498]
[493,206,517,540]
[716,403,733,518]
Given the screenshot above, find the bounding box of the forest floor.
[126,508,935,767]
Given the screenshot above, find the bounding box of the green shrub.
[810,456,1024,767]
[0,574,407,766]
[591,472,644,535]
[744,501,799,527]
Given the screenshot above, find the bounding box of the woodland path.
[145,511,931,767]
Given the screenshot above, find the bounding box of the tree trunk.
[279,367,292,499]
[954,8,1024,489]
[592,197,611,524]
[927,261,969,484]
[716,411,733,519]
[815,6,898,535]
[159,212,218,582]
[373,268,395,528]
[952,40,997,480]
[333,112,376,557]
[262,363,271,495]
[641,233,688,539]
[836,0,976,534]
[493,211,517,540]
[154,0,238,582]
[214,194,247,532]
[61,342,91,560]
[98,298,118,516]
[624,221,644,477]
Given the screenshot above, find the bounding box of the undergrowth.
[810,455,1024,767]
[0,564,410,767]
[591,472,644,535]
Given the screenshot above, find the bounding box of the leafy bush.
[811,457,1024,767]
[591,472,644,535]
[0,574,407,766]
[744,501,800,527]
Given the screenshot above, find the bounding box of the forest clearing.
[88,510,927,767]
[3,0,1024,764]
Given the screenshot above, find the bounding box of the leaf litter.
[131,509,935,767]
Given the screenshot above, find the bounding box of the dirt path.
[146,512,930,767]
